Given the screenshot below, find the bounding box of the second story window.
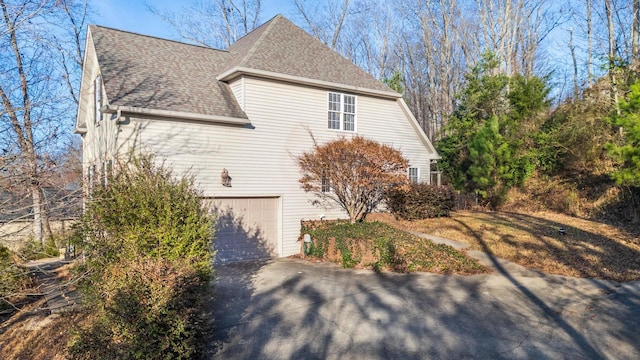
[328,92,356,132]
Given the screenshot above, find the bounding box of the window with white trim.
[321,168,331,193]
[328,92,356,131]
[408,167,419,183]
[95,75,103,123]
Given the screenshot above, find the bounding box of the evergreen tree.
[437,52,549,206]
[607,81,640,186]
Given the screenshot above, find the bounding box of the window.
[328,92,356,132]
[95,75,103,123]
[430,160,442,186]
[321,169,331,193]
[408,167,419,183]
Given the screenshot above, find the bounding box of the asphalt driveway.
[207,257,640,359]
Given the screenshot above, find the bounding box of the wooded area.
[1,0,639,244]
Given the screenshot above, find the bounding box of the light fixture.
[221,168,232,187]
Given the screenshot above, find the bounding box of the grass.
[369,211,640,282]
[301,220,489,275]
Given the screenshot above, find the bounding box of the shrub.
[300,220,487,274]
[69,154,215,359]
[386,183,455,220]
[297,136,409,223]
[69,257,205,359]
[0,245,32,312]
[18,237,60,261]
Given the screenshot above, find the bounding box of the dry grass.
[0,262,86,360]
[370,211,640,282]
[0,300,85,360]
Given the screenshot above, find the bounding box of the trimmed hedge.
[386,183,455,220]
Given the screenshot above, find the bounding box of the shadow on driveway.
[206,258,640,359]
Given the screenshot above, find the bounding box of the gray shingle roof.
[89,15,393,117]
[90,25,247,119]
[228,15,392,93]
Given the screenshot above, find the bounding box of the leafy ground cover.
[369,211,640,282]
[0,262,80,360]
[301,220,488,275]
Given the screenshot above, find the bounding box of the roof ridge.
[234,14,283,67]
[89,24,229,53]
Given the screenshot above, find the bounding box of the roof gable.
[226,15,393,94]
[81,15,398,124]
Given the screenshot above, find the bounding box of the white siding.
[110,76,437,258]
[229,78,245,111]
[79,39,120,186]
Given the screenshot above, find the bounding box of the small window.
[430,160,442,186]
[321,169,331,193]
[328,92,356,132]
[408,167,419,183]
[95,75,103,123]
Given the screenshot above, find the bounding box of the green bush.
[69,154,215,359]
[18,237,60,261]
[386,183,455,220]
[69,257,205,359]
[0,245,32,312]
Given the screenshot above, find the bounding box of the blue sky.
[89,0,294,40]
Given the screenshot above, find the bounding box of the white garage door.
[210,197,279,263]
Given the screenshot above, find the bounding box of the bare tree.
[570,27,580,98]
[146,0,262,48]
[471,0,564,76]
[587,0,594,85]
[293,0,352,50]
[632,0,639,62]
[605,0,620,109]
[52,0,88,104]
[0,0,87,245]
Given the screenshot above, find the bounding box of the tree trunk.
[570,27,579,98]
[587,0,593,86]
[0,0,55,245]
[605,0,619,110]
[633,0,640,63]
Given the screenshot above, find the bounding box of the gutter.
[217,66,402,100]
[101,105,251,126]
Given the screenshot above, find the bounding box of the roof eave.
[217,66,402,100]
[102,105,251,126]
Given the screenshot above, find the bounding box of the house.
[75,15,439,262]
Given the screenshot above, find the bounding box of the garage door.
[210,197,279,263]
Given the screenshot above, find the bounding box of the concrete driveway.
[207,257,640,359]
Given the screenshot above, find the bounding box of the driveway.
[207,257,640,360]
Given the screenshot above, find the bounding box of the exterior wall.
[229,77,245,111]
[78,38,122,181]
[110,76,438,258]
